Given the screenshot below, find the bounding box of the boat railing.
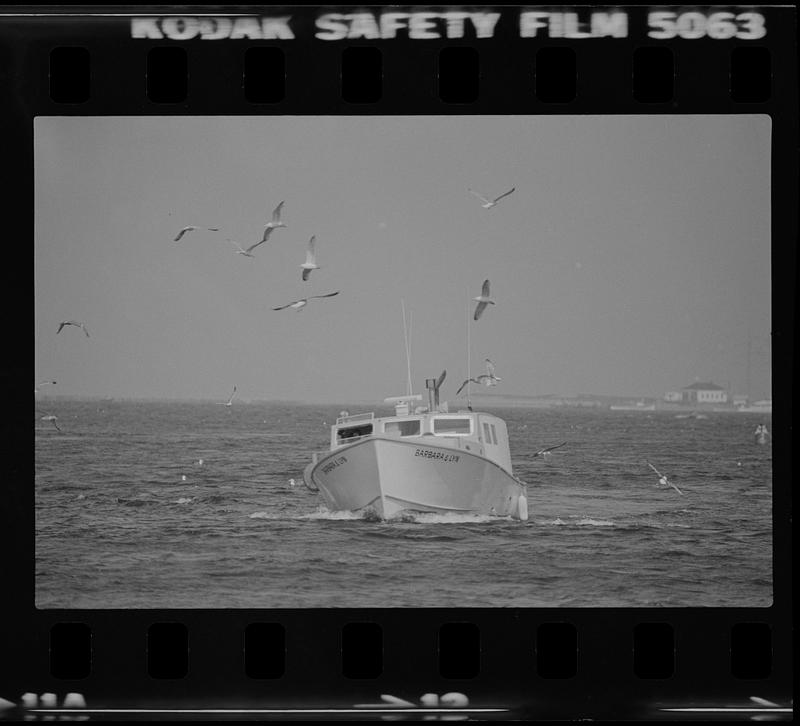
[336,411,375,425]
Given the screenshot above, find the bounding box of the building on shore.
[680,381,728,405]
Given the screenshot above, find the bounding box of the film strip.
[3,3,794,721]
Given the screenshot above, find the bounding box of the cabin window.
[336,423,373,443]
[489,424,498,445]
[482,422,492,444]
[433,417,472,435]
[384,419,421,437]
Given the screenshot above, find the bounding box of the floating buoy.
[420,693,439,707]
[39,693,57,708]
[517,493,529,521]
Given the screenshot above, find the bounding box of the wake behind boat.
[303,373,529,521]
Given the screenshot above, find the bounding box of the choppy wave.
[36,400,773,608]
[576,517,615,526]
[249,507,515,525]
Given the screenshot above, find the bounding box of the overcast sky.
[35,115,771,403]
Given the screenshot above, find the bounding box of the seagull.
[533,441,566,458]
[227,230,272,258]
[34,380,57,393]
[57,321,90,337]
[646,462,684,495]
[173,226,220,242]
[472,279,495,320]
[273,291,340,311]
[216,386,237,406]
[264,201,286,230]
[483,359,501,385]
[456,377,481,396]
[300,236,319,281]
[37,411,61,432]
[456,359,503,395]
[468,186,515,209]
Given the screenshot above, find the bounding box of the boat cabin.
[332,398,512,473]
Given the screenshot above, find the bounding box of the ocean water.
[35,401,772,608]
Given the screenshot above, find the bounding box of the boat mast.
[401,299,413,396]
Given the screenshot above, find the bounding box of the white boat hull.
[307,436,527,520]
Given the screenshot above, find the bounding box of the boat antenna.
[466,300,472,410]
[401,299,413,396]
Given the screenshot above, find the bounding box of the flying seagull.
[472,279,495,321]
[483,358,501,385]
[456,377,483,396]
[174,226,220,242]
[468,186,515,209]
[216,386,237,407]
[37,411,61,432]
[34,380,57,393]
[533,441,567,458]
[456,359,502,395]
[264,201,286,231]
[227,231,272,257]
[57,320,90,337]
[646,462,684,495]
[300,236,319,281]
[273,291,340,311]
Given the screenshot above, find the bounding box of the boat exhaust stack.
[425,370,447,411]
[425,378,436,412]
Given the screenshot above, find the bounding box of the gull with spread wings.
[300,236,320,281]
[37,410,61,432]
[226,228,273,258]
[647,462,684,495]
[264,201,287,231]
[273,291,340,311]
[472,279,495,321]
[216,386,237,407]
[173,225,220,242]
[57,321,90,337]
[456,359,502,395]
[468,186,515,209]
[533,441,567,458]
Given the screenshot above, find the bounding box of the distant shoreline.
[34,393,772,413]
[33,395,376,407]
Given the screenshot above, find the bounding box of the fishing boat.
[302,372,529,521]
